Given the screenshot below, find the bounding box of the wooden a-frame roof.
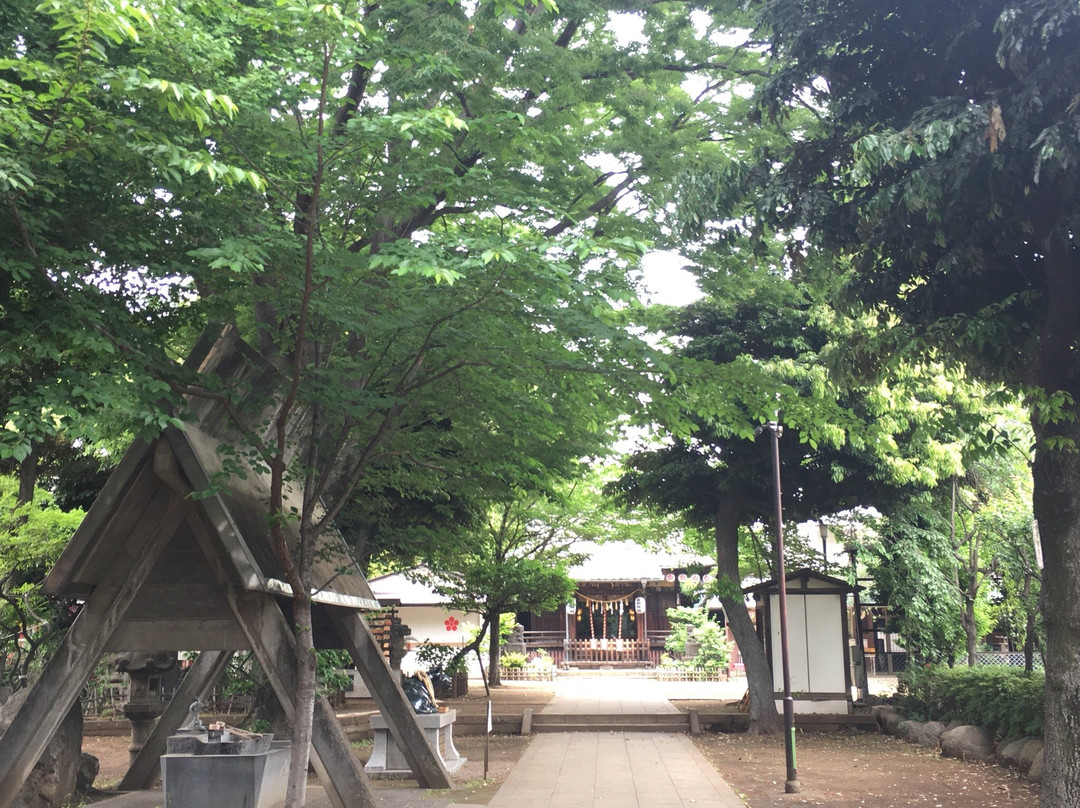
[41,324,378,650]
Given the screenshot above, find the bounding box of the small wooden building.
[744,569,860,715]
[519,541,722,668]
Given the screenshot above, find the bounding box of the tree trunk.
[17,451,37,507]
[487,611,501,687]
[1024,606,1036,675]
[1032,227,1080,808]
[285,596,318,808]
[1032,434,1080,808]
[1022,568,1037,674]
[962,583,978,666]
[713,499,782,734]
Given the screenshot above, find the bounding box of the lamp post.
[765,420,800,794]
[818,520,829,573]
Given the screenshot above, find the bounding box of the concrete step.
[531,713,689,734]
[533,722,688,733]
[558,666,657,677]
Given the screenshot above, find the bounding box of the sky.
[638,250,703,307]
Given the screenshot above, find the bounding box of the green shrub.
[415,642,467,675]
[664,605,730,670]
[898,665,1044,739]
[500,652,528,670]
[692,622,730,670]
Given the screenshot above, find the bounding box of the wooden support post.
[118,650,234,791]
[0,490,185,808]
[327,607,452,789]
[226,589,378,808]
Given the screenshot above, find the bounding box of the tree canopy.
[736,2,1079,802]
[3,2,781,803]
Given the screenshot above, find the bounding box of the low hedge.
[898,665,1044,739]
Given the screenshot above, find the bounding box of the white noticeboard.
[768,583,849,714]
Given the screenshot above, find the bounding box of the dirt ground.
[82,682,1040,808]
[694,730,1039,808]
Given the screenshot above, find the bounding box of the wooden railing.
[564,638,650,663]
[524,632,664,666]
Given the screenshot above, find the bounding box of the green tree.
[739,3,1079,800]
[663,604,731,671]
[425,487,588,686]
[610,273,978,731]
[3,1,800,801]
[0,476,83,693]
[866,422,1036,669]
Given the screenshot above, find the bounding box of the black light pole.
[766,420,800,794]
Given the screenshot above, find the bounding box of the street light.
[765,421,800,794]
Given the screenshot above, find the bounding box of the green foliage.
[0,475,84,690]
[864,424,1037,667]
[663,605,730,670]
[499,652,528,671]
[315,650,353,696]
[213,649,350,701]
[414,643,467,676]
[865,499,968,665]
[898,665,1045,740]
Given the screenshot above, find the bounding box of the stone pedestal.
[365,710,465,778]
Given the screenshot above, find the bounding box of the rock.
[996,738,1026,768]
[0,690,83,808]
[1018,739,1043,773]
[897,719,918,741]
[880,711,904,736]
[1028,748,1045,782]
[940,725,996,763]
[997,737,1040,771]
[871,705,898,731]
[76,753,99,795]
[908,720,946,748]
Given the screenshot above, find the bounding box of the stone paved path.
[485,731,744,808]
[81,675,748,808]
[539,677,681,715]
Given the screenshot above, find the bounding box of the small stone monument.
[502,624,527,656]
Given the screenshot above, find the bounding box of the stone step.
[558,666,657,677]
[531,713,689,734]
[532,722,688,733]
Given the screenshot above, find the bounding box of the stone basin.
[160,731,290,808]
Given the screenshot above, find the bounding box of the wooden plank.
[105,619,251,652]
[226,589,377,808]
[0,487,185,808]
[41,441,155,598]
[118,650,234,791]
[327,607,452,789]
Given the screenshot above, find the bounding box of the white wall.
[396,605,480,647]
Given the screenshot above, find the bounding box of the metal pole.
[767,421,800,794]
[847,544,869,701]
